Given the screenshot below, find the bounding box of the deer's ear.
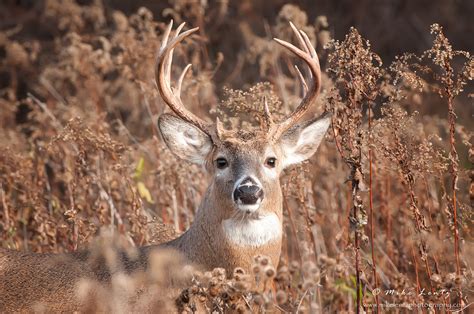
[278,115,331,168]
[158,114,213,165]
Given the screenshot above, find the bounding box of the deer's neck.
[163,187,283,273]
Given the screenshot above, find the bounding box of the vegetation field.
[0,1,472,312]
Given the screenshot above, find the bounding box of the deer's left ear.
[278,114,331,168]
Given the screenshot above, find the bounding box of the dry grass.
[0,1,473,312]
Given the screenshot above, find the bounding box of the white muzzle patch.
[235,199,262,212]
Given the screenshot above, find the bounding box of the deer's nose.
[233,177,264,205]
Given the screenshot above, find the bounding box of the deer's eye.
[265,157,277,168]
[216,158,228,169]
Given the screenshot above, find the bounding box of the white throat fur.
[222,213,281,247]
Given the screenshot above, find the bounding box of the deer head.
[156,21,330,249]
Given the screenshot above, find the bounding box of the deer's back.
[0,248,93,311]
[0,246,151,312]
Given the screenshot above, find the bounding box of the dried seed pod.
[264,266,276,278]
[276,290,288,305]
[253,294,264,306]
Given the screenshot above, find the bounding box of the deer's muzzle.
[233,177,264,211]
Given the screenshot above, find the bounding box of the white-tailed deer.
[0,21,330,311]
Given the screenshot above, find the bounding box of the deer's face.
[158,114,330,218]
[209,139,282,216]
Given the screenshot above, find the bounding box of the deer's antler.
[155,21,214,136]
[268,22,322,140]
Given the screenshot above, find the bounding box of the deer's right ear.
[158,114,213,165]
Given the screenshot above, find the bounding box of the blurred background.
[1,0,473,92]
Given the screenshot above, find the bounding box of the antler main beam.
[156,21,321,140]
[270,22,322,139]
[155,21,213,135]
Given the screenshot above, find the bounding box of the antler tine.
[289,22,310,55]
[155,21,212,135]
[300,30,317,59]
[290,22,312,90]
[160,20,173,51]
[164,22,186,80]
[176,64,192,96]
[260,96,273,131]
[271,23,322,139]
[294,65,308,95]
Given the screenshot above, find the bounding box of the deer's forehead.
[217,140,273,157]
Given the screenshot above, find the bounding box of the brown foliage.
[0,1,472,312]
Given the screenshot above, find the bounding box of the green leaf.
[137,181,154,204]
[335,278,357,300]
[134,157,145,179]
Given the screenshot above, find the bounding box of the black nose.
[233,177,264,205]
